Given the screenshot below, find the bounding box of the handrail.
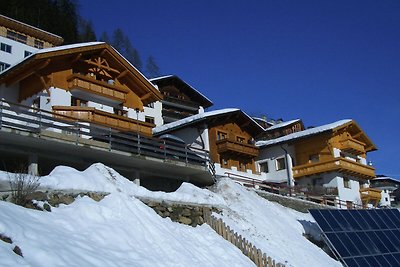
[0,100,210,168]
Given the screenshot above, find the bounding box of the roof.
[0,42,163,103]
[265,119,301,131]
[0,14,64,45]
[150,75,213,108]
[153,108,264,136]
[371,176,400,184]
[256,119,352,147]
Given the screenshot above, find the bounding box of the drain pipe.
[280,144,292,196]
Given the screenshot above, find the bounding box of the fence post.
[75,122,79,145]
[137,133,141,155]
[108,127,112,151]
[0,99,2,130]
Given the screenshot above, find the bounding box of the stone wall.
[142,200,220,227]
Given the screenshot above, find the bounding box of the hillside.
[0,164,341,267]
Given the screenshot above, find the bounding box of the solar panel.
[310,209,400,267]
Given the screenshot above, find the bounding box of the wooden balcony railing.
[67,74,129,103]
[359,187,381,207]
[216,139,259,157]
[292,157,375,179]
[52,106,154,136]
[338,137,366,155]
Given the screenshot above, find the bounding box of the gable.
[0,43,162,110]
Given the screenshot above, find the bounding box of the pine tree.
[99,31,110,43]
[78,18,96,42]
[145,56,160,78]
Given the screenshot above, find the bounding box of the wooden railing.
[292,158,375,179]
[338,137,366,155]
[163,95,199,110]
[0,100,210,169]
[52,106,154,136]
[204,214,285,267]
[216,139,259,157]
[67,74,129,103]
[360,188,381,207]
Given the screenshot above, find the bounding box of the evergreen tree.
[145,56,160,78]
[99,31,110,43]
[78,18,96,42]
[111,28,142,70]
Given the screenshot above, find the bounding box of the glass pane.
[360,210,380,230]
[381,230,397,253]
[340,233,361,256]
[310,210,332,232]
[343,210,362,231]
[326,233,350,257]
[343,258,360,267]
[347,232,369,255]
[387,209,400,225]
[326,210,343,231]
[358,231,380,255]
[375,209,395,229]
[354,257,372,267]
[368,231,389,253]
[351,211,370,229]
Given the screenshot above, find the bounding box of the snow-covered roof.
[150,75,213,108]
[153,108,239,134]
[371,176,400,184]
[256,119,352,147]
[35,41,105,54]
[265,119,301,131]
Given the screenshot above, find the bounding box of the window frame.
[276,157,286,171]
[0,43,12,53]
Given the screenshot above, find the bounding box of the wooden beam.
[5,59,51,86]
[140,92,152,101]
[71,53,82,63]
[117,69,129,79]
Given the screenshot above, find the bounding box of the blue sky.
[80,1,400,178]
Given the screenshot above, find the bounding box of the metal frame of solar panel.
[310,209,400,267]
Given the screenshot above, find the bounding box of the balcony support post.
[28,154,39,176]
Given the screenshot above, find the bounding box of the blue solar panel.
[310,209,400,267]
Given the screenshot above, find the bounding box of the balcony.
[52,106,154,136]
[360,187,381,207]
[163,95,199,111]
[338,137,366,155]
[67,74,129,104]
[292,157,375,179]
[216,139,259,157]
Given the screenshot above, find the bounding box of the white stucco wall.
[256,144,295,185]
[0,36,38,67]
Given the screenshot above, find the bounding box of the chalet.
[370,176,400,207]
[153,108,265,179]
[0,14,63,71]
[256,119,379,208]
[150,75,213,125]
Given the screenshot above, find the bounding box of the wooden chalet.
[154,108,265,176]
[150,75,213,123]
[257,119,379,208]
[0,14,64,49]
[0,42,163,136]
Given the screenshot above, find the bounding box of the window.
[309,154,319,163]
[24,51,33,57]
[146,102,155,108]
[259,162,269,173]
[343,177,351,189]
[113,107,127,117]
[236,136,245,143]
[6,30,27,44]
[217,131,227,140]
[71,97,88,107]
[145,116,155,124]
[34,40,44,49]
[276,158,286,171]
[0,61,11,72]
[385,197,389,202]
[0,43,12,53]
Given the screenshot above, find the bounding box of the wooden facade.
[151,75,213,123]
[0,14,64,48]
[0,43,163,136]
[259,120,304,140]
[292,121,377,180]
[208,113,262,174]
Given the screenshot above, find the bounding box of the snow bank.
[212,178,341,267]
[0,193,253,267]
[0,163,225,207]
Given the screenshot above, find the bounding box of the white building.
[0,14,63,72]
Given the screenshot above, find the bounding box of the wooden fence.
[204,214,285,267]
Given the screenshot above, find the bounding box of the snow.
[35,42,105,55]
[0,163,341,266]
[264,119,301,131]
[256,119,352,147]
[153,108,239,135]
[153,108,264,135]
